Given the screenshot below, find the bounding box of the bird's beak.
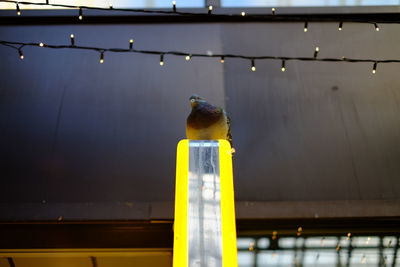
[190,100,197,108]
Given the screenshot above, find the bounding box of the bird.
[186,95,234,150]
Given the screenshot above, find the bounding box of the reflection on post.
[173,140,237,267]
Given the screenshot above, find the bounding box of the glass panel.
[0,0,204,10]
[257,251,294,266]
[238,238,256,250]
[257,238,270,249]
[188,141,222,267]
[238,251,254,266]
[221,0,399,7]
[305,237,338,247]
[352,237,380,247]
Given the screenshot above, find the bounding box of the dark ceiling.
[0,20,399,220]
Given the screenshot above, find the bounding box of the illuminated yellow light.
[173,140,237,267]
[160,61,164,66]
[17,11,21,15]
[70,34,74,38]
[20,55,24,59]
[130,39,134,43]
[172,0,176,5]
[315,47,319,52]
[100,59,104,63]
[372,69,376,74]
[208,5,213,10]
[219,140,238,267]
[248,242,255,251]
[241,11,245,16]
[251,66,256,71]
[304,28,308,32]
[185,55,191,61]
[39,42,44,47]
[281,67,286,72]
[78,15,82,20]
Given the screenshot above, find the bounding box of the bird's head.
[189,95,207,108]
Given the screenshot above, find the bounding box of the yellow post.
[173,140,237,267]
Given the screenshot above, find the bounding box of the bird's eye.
[190,99,196,103]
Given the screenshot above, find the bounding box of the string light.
[251,59,256,71]
[297,226,303,236]
[159,54,164,66]
[314,46,319,59]
[99,52,104,63]
[304,21,308,32]
[347,233,352,240]
[0,0,394,31]
[185,55,191,61]
[338,21,343,31]
[372,62,377,74]
[109,3,113,9]
[78,7,83,20]
[70,34,75,46]
[248,241,255,251]
[18,49,24,59]
[272,231,278,240]
[172,0,176,12]
[208,5,213,15]
[241,11,245,16]
[16,2,21,15]
[374,23,380,31]
[0,40,396,74]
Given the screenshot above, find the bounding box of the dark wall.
[1,22,400,220]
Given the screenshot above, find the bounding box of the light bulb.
[70,34,75,45]
[160,54,164,66]
[16,3,21,15]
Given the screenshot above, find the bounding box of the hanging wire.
[0,39,398,72]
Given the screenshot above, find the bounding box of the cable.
[0,0,398,25]
[1,39,399,72]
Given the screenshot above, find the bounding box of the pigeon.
[186,95,233,149]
